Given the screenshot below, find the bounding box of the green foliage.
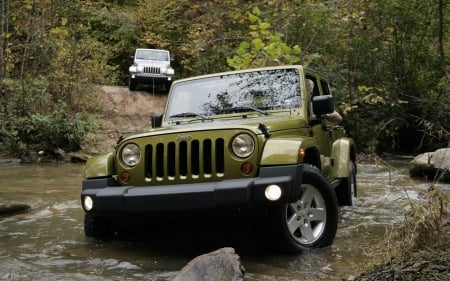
[227,6,302,70]
[338,0,449,153]
[0,101,97,158]
[0,0,449,156]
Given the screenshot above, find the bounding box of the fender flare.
[260,139,304,165]
[331,138,356,178]
[84,152,115,179]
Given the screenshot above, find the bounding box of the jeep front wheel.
[84,213,113,239]
[260,165,338,253]
[128,77,137,91]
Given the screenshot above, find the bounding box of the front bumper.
[81,165,303,215]
[130,73,172,84]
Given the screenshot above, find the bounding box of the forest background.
[0,0,449,159]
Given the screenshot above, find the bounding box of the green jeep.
[81,65,357,253]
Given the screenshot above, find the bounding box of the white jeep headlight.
[137,65,144,72]
[160,66,167,74]
[167,67,175,75]
[231,133,255,158]
[121,143,141,167]
[129,66,137,73]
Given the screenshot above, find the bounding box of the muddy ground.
[83,86,168,154]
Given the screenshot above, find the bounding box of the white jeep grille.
[143,66,160,74]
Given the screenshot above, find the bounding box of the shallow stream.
[0,157,448,280]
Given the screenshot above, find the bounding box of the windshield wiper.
[169,112,212,120]
[222,106,269,116]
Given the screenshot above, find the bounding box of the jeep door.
[307,76,334,178]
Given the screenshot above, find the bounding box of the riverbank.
[81,85,167,155]
[352,184,450,281]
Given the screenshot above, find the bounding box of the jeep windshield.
[165,68,302,121]
[135,49,168,61]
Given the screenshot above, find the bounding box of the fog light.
[265,185,282,201]
[83,196,94,211]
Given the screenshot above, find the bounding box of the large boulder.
[173,247,245,281]
[409,148,450,182]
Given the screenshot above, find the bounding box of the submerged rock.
[0,202,31,216]
[409,148,450,183]
[173,247,245,281]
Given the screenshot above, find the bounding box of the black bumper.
[131,74,171,84]
[81,165,303,215]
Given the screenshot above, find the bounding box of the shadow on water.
[0,160,448,280]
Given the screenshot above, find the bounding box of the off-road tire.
[128,77,137,91]
[335,161,356,206]
[257,164,339,254]
[84,213,113,239]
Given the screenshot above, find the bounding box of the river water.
[0,157,448,280]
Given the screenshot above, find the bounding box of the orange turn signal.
[121,171,131,183]
[241,162,253,175]
[298,148,305,158]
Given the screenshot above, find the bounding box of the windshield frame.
[135,49,169,62]
[165,67,306,122]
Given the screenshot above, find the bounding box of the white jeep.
[128,48,174,91]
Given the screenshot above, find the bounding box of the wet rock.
[173,247,245,281]
[0,159,21,165]
[69,152,91,163]
[409,148,450,182]
[0,202,31,216]
[54,148,67,162]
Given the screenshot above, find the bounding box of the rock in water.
[409,148,450,182]
[0,202,31,216]
[173,247,245,281]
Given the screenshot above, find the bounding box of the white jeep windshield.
[135,49,169,61]
[166,68,302,119]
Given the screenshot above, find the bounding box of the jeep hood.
[120,114,310,142]
[134,59,170,66]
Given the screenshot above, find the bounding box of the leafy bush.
[0,101,97,159]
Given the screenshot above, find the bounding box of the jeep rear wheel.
[260,165,338,253]
[335,161,356,206]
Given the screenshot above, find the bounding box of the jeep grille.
[143,66,160,74]
[145,138,225,181]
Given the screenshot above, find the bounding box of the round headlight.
[121,143,141,167]
[160,66,167,74]
[137,65,144,72]
[83,196,94,211]
[231,133,255,158]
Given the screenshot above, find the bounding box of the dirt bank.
[84,86,167,154]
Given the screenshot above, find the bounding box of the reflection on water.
[0,161,448,280]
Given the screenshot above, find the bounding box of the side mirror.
[312,95,334,116]
[151,112,163,128]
